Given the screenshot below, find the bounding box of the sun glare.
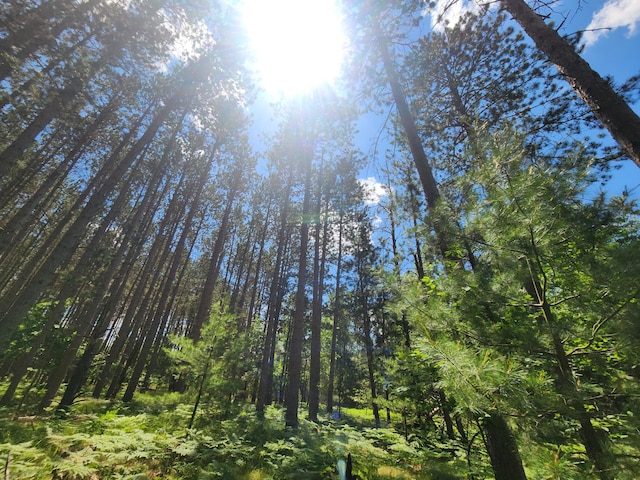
[242,0,347,97]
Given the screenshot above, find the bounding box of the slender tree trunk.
[308,174,327,421]
[0,0,100,82]
[90,172,175,398]
[38,306,95,409]
[438,390,456,440]
[140,172,206,391]
[375,27,451,260]
[0,33,93,112]
[0,77,84,179]
[502,0,640,167]
[0,160,137,406]
[0,97,181,350]
[188,347,213,430]
[408,184,426,279]
[266,240,292,405]
[384,181,411,348]
[285,139,313,428]
[375,29,440,209]
[55,126,185,408]
[327,213,344,414]
[246,201,272,331]
[120,185,189,402]
[361,290,380,428]
[375,22,528,478]
[190,168,242,342]
[49,195,167,407]
[0,93,120,252]
[57,331,104,410]
[91,176,178,398]
[256,179,293,415]
[229,227,253,316]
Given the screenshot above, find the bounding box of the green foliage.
[0,397,472,479]
[165,309,252,419]
[384,129,640,479]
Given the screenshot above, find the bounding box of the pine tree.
[500,0,640,167]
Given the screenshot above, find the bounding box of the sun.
[241,0,347,97]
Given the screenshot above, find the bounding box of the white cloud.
[358,177,389,206]
[583,0,640,47]
[371,215,384,228]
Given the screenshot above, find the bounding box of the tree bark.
[120,178,189,402]
[374,19,528,477]
[0,0,100,82]
[56,124,185,408]
[0,92,120,253]
[360,278,380,428]
[483,413,528,480]
[0,77,84,179]
[90,168,174,398]
[246,198,272,331]
[526,280,614,480]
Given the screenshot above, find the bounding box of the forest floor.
[0,392,469,479]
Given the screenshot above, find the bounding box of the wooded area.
[1,0,639,478]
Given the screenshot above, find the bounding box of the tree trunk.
[90,169,175,398]
[256,179,293,415]
[190,168,242,342]
[0,77,84,179]
[502,0,640,167]
[0,33,93,112]
[38,306,95,410]
[384,180,411,348]
[246,199,272,331]
[375,21,528,478]
[361,293,381,428]
[327,213,344,414]
[56,125,185,408]
[0,159,137,406]
[285,138,313,428]
[0,0,100,82]
[308,175,327,422]
[483,413,528,480]
[375,27,451,259]
[0,97,180,350]
[121,184,189,402]
[526,280,614,480]
[0,93,120,253]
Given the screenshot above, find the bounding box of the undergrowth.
[0,393,468,479]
